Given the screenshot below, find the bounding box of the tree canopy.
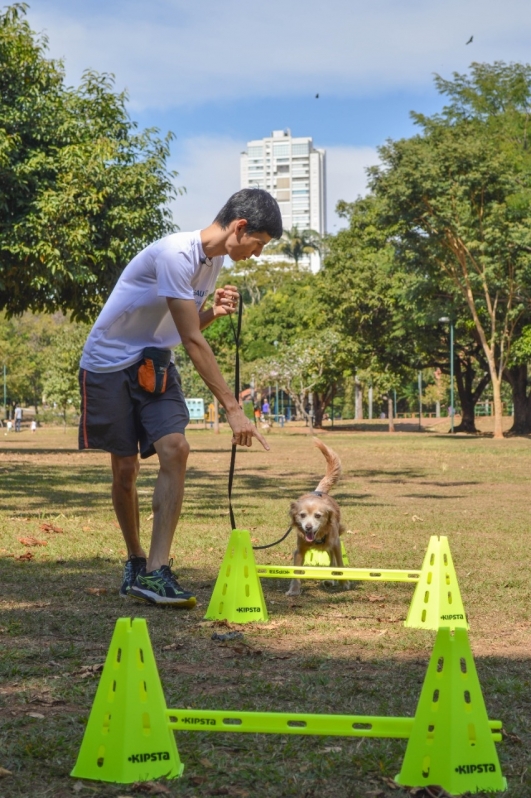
[0,3,179,321]
[367,62,531,437]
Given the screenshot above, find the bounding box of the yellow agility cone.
[303,540,349,566]
[204,529,269,623]
[405,536,468,631]
[395,627,506,795]
[71,618,182,784]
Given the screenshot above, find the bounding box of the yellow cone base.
[71,618,183,784]
[405,535,468,631]
[204,529,269,623]
[395,627,506,795]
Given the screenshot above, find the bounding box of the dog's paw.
[286,587,302,597]
[343,581,352,591]
[323,579,337,588]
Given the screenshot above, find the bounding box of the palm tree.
[268,227,321,267]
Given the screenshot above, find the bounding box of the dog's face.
[290,495,335,543]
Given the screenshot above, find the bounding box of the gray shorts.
[78,362,190,459]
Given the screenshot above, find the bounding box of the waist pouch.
[138,347,172,394]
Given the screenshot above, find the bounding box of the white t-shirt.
[80,231,224,373]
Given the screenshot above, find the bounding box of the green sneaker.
[119,555,147,598]
[129,561,196,608]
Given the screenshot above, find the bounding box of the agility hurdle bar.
[256,564,420,582]
[205,531,469,631]
[71,618,506,795]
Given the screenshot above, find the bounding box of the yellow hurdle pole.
[256,565,421,582]
[166,709,502,740]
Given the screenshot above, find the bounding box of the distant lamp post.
[439,317,455,434]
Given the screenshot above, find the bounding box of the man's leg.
[111,453,146,558]
[148,432,189,571]
[129,432,195,607]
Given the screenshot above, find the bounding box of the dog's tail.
[313,437,342,494]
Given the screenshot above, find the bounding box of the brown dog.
[286,438,349,597]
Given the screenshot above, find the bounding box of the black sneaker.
[128,560,196,608]
[119,555,147,598]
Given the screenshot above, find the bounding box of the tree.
[0,312,58,412]
[371,62,531,438]
[319,195,421,423]
[267,227,321,266]
[245,331,349,427]
[220,258,309,306]
[42,323,89,425]
[504,327,531,434]
[0,4,179,321]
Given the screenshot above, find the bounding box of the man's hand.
[226,407,270,451]
[213,284,239,318]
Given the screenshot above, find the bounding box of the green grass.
[1,425,530,797]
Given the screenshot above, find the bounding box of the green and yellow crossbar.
[167,708,502,740]
[256,565,420,582]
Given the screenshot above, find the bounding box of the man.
[79,189,283,608]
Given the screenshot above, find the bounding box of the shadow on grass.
[0,461,398,517]
[401,493,466,500]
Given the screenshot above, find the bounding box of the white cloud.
[29,0,531,109]
[326,146,380,231]
[170,136,244,232]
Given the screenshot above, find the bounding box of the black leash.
[252,524,293,550]
[226,296,293,551]
[227,299,243,532]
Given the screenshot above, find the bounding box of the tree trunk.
[491,373,504,439]
[453,358,489,434]
[355,377,363,419]
[505,364,531,435]
[313,386,334,429]
[388,397,395,433]
[313,394,325,428]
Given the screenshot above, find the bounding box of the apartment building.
[240,129,326,269]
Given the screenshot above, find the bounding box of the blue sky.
[28,0,531,232]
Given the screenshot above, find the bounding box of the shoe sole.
[128,588,196,608]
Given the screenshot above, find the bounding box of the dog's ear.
[289,501,299,518]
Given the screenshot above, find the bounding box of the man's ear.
[233,218,248,237]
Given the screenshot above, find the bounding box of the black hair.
[214,188,283,239]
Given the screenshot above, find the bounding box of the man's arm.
[167,297,269,450]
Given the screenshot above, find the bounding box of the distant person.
[31,420,37,433]
[78,189,281,608]
[261,399,270,420]
[6,419,12,432]
[14,405,22,432]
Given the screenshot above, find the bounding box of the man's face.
[226,220,272,261]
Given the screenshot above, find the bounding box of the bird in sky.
[466,35,473,44]
[315,93,319,99]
